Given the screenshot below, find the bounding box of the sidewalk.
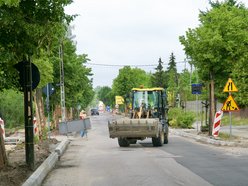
[170,124,248,148]
[21,133,73,186]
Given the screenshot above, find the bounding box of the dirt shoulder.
[0,138,58,186]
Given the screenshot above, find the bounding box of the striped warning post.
[33,117,38,135]
[0,117,5,139]
[212,110,223,137]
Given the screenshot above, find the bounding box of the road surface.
[42,113,248,186]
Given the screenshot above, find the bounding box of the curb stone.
[55,139,70,160]
[22,139,70,186]
[171,129,248,147]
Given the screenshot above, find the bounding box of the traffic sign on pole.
[222,78,239,138]
[191,84,202,94]
[221,95,240,112]
[223,78,238,92]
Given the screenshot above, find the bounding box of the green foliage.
[220,114,248,126]
[0,0,75,91]
[168,108,195,128]
[179,0,248,107]
[151,58,167,88]
[166,53,178,107]
[97,86,114,107]
[0,89,24,128]
[33,49,54,88]
[51,39,94,111]
[0,0,20,7]
[112,66,151,98]
[178,69,193,103]
[0,0,75,57]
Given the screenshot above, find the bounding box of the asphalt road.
[42,113,248,186]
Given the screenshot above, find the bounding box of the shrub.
[0,89,24,128]
[168,108,195,128]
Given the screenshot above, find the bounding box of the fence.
[59,117,91,135]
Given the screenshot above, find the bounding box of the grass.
[218,132,240,140]
[221,114,248,126]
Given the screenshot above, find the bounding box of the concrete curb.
[22,139,70,186]
[22,152,58,186]
[55,139,70,159]
[171,129,248,147]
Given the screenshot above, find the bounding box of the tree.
[166,53,178,107]
[179,0,248,132]
[0,128,7,168]
[180,0,248,104]
[112,66,151,98]
[51,39,94,120]
[0,0,76,168]
[0,0,75,88]
[167,53,177,72]
[0,89,24,128]
[151,58,167,88]
[97,86,114,108]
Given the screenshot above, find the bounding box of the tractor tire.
[152,130,164,147]
[118,138,130,147]
[164,132,169,144]
[129,139,137,144]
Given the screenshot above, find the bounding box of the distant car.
[91,108,99,116]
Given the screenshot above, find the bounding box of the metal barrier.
[58,117,91,135]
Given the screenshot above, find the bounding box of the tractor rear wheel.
[164,132,169,144]
[118,138,130,147]
[152,130,164,147]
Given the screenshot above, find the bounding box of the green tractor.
[108,87,169,147]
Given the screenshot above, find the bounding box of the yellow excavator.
[108,87,169,147]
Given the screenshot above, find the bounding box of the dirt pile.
[0,138,58,186]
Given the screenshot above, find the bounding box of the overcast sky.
[65,0,248,88]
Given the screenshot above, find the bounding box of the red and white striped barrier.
[212,110,223,137]
[33,117,38,135]
[0,117,5,139]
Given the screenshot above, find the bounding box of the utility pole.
[59,43,66,122]
[14,59,40,170]
[24,59,34,170]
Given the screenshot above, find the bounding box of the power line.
[86,60,187,67]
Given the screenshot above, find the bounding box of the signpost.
[221,78,239,137]
[115,96,124,105]
[42,83,55,139]
[191,84,202,94]
[192,84,202,132]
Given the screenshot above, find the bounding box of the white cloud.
[65,0,248,87]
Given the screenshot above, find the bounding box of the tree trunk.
[53,105,61,129]
[34,89,46,140]
[209,71,215,136]
[0,127,7,168]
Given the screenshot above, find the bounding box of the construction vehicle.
[108,87,169,147]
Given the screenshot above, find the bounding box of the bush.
[168,108,195,128]
[0,89,24,128]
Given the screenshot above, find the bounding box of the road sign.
[42,83,55,96]
[221,95,240,112]
[191,84,202,94]
[115,96,124,105]
[223,78,238,92]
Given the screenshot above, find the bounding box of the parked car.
[91,108,99,116]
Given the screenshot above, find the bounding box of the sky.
[65,0,248,88]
